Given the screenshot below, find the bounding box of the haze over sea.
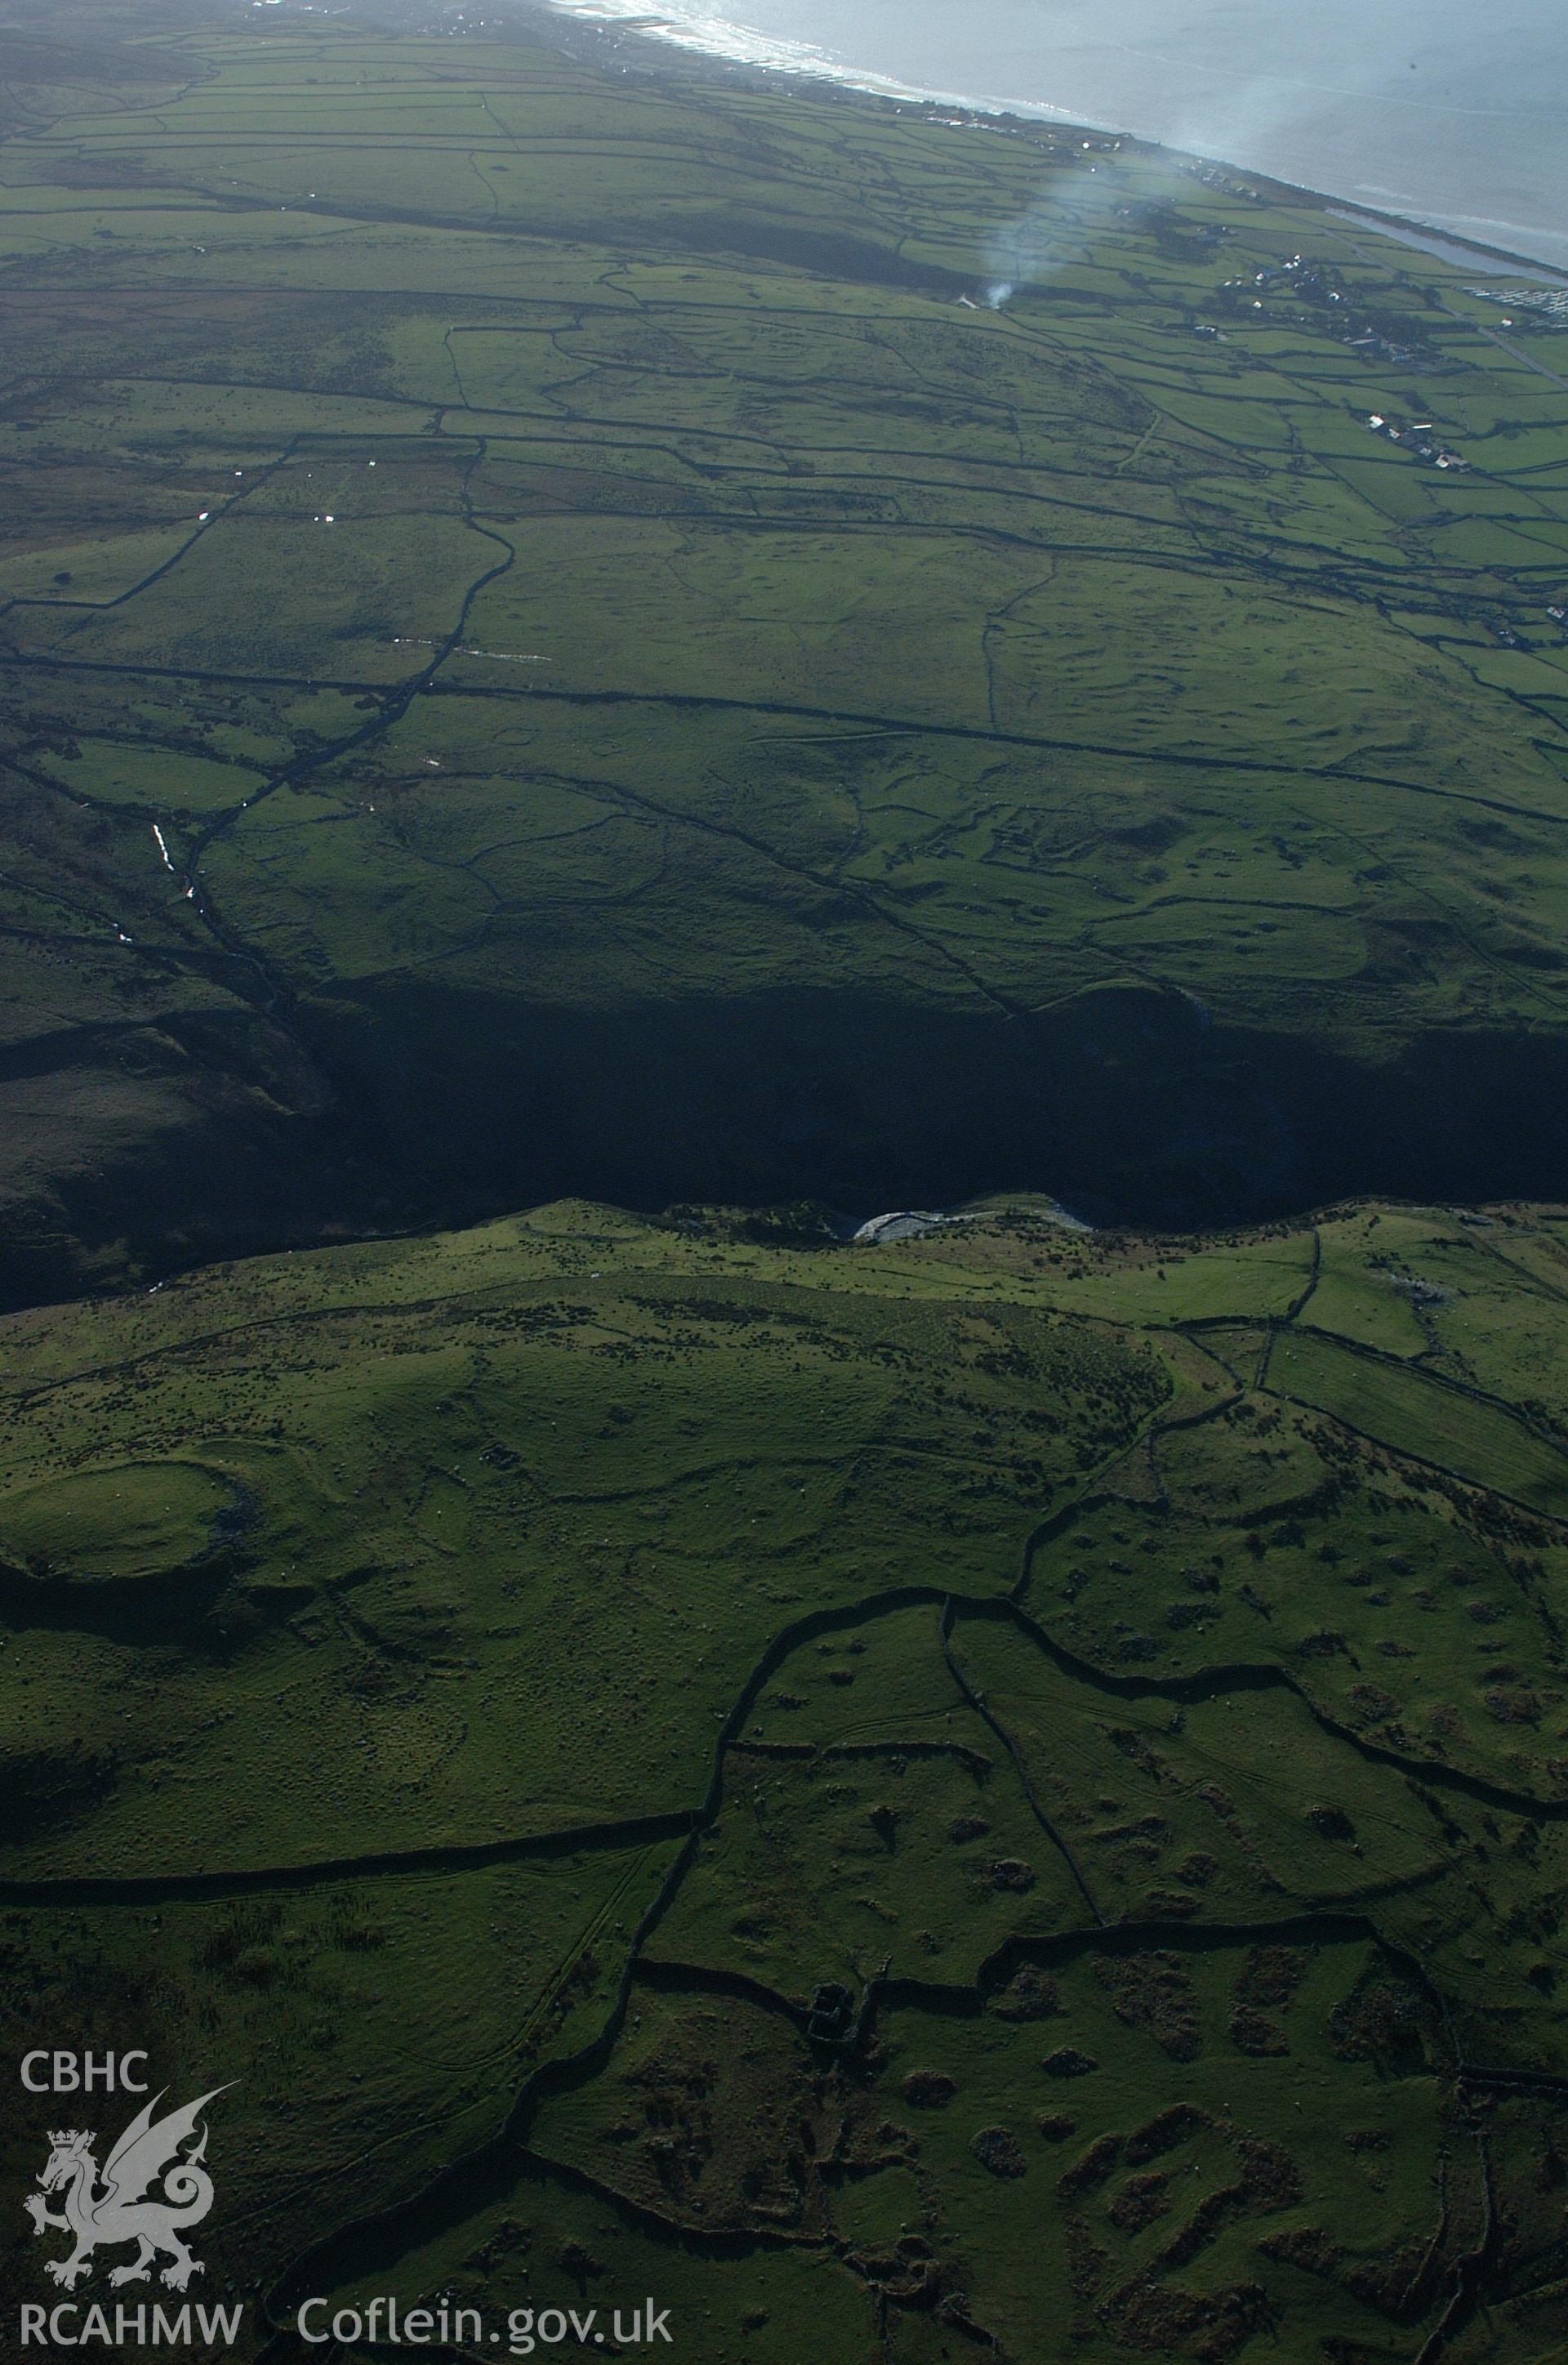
[542,0,1568,271]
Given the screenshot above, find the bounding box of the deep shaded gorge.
[11,980,1568,1309]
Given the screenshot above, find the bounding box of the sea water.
[541,0,1568,271]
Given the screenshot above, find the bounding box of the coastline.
[507,0,1568,284]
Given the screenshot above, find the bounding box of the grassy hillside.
[3,1193,1567,2358]
[5,8,1568,2358]
[3,6,1568,1295]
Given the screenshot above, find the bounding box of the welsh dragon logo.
[24,2087,229,2292]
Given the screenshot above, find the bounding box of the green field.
[4,2,1568,1300]
[4,1194,1568,2359]
[6,5,1568,2360]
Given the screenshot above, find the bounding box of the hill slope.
[3,11,1568,1296]
[2,1194,1567,2357]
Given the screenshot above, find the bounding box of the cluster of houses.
[1486,608,1564,649]
[1188,163,1263,203]
[1365,413,1470,471]
[1218,253,1341,310]
[1213,251,1444,372]
[1344,324,1426,367]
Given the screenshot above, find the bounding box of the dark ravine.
[11,975,1568,1314]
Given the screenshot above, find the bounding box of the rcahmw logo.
[18,2051,243,2349]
